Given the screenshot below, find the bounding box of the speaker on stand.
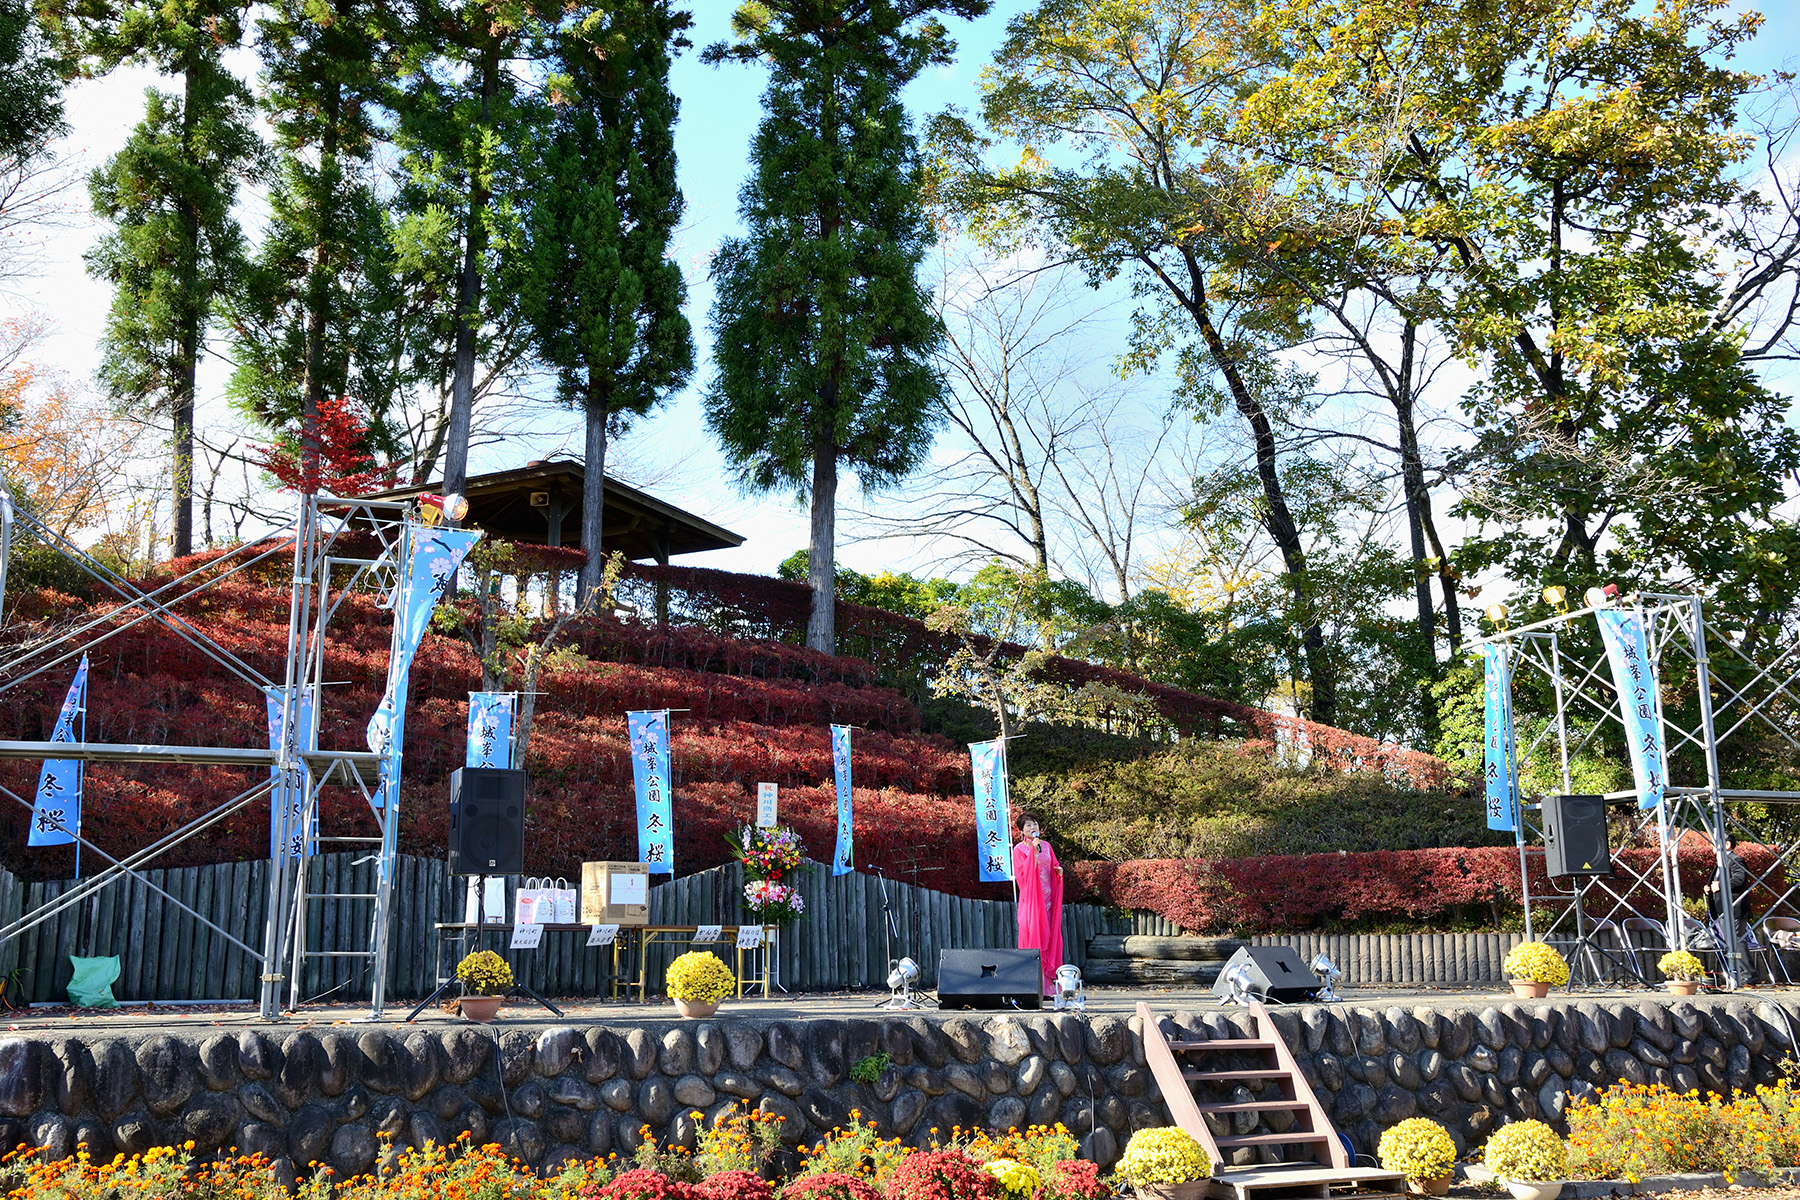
[407,767,563,1020]
[1541,794,1638,986]
[448,767,526,876]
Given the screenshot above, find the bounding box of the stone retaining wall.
[0,998,1793,1178]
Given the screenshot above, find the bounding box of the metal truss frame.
[1473,592,1800,990]
[0,484,419,1019]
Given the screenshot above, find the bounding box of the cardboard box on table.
[580,861,650,926]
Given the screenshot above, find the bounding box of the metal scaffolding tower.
[0,485,427,1019]
[1472,592,1800,989]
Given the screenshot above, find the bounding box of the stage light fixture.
[1542,586,1568,612]
[1584,583,1619,609]
[1484,603,1509,628]
[1052,964,1085,1012]
[1310,953,1343,1003]
[1220,960,1255,1006]
[880,957,923,1010]
[418,492,470,526]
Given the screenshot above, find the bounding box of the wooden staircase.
[1137,1001,1406,1200]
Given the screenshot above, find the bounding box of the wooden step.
[1183,1068,1293,1082]
[1195,1099,1309,1114]
[1171,1039,1278,1052]
[1209,1165,1408,1200]
[1215,1132,1332,1147]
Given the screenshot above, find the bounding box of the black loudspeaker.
[1212,946,1319,1003]
[1544,793,1612,877]
[448,767,526,875]
[937,949,1042,1010]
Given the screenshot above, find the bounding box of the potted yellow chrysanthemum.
[1484,1119,1569,1200]
[1501,941,1570,999]
[1378,1118,1458,1195]
[1118,1127,1211,1200]
[1657,950,1707,995]
[666,950,736,1018]
[454,950,513,1023]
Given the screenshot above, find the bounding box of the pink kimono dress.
[1013,838,1065,995]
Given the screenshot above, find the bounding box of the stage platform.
[5,981,1800,1038]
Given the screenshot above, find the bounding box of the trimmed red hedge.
[1069,842,1782,934]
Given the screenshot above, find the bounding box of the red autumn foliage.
[882,1152,1000,1200]
[692,1170,775,1200]
[253,395,396,497]
[783,1174,882,1200]
[1068,841,1781,934]
[0,550,1451,901]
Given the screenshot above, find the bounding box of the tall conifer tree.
[703,0,985,655]
[45,1,261,558]
[525,2,695,601]
[225,0,396,489]
[387,0,547,499]
[0,0,62,164]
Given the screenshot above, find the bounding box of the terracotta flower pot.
[1409,1176,1452,1196]
[1509,979,1550,999]
[460,995,505,1023]
[674,997,720,1019]
[1135,1181,1208,1200]
[1666,978,1701,995]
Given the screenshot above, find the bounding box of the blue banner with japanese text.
[30,654,87,847]
[830,724,854,875]
[1596,610,1666,811]
[970,738,1013,882]
[265,686,317,861]
[628,710,674,874]
[366,527,480,810]
[1483,643,1518,832]
[466,693,515,769]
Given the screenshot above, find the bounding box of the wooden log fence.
[0,856,1134,1003]
[0,857,1606,1002]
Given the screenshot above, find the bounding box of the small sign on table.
[509,923,544,950]
[736,925,765,949]
[586,924,619,947]
[693,924,722,943]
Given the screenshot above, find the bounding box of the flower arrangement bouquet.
[728,824,805,881]
[745,879,806,924]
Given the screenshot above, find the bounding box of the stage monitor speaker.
[449,767,526,876]
[1211,945,1318,1004]
[937,949,1042,1010]
[1544,793,1612,877]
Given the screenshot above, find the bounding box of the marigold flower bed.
[0,1115,1103,1200]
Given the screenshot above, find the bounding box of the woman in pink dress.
[1012,816,1064,996]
